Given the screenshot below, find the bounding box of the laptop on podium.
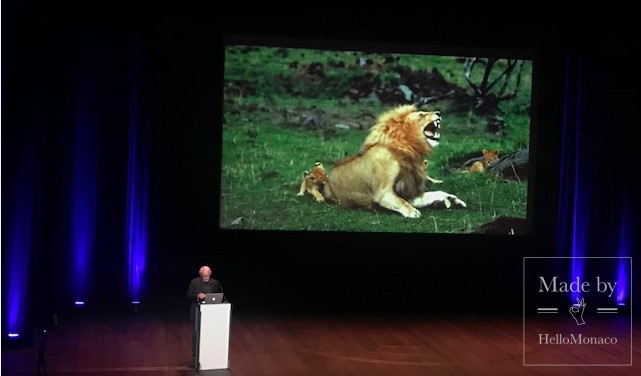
[201,292,225,304]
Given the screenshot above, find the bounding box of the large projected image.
[220,38,533,234]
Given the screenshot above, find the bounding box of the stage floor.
[2,305,639,376]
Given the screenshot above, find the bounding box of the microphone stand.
[38,313,57,376]
[37,328,48,376]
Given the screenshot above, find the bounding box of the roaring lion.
[321,104,466,218]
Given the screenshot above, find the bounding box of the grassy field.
[219,43,532,233]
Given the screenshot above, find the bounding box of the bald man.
[186,265,225,367]
[186,265,225,320]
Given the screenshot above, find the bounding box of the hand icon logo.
[569,298,586,325]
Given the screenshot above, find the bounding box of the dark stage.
[2,302,639,376]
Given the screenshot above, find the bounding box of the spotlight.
[131,300,141,313]
[73,301,86,312]
[4,332,31,349]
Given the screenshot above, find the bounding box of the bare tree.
[463,57,524,114]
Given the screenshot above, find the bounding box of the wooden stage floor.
[2,304,639,376]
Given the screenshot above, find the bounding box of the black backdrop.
[3,5,639,326]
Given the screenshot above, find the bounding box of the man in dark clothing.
[186,265,225,367]
[186,265,225,321]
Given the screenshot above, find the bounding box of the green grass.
[220,44,531,233]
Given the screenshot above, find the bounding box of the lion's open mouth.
[424,118,441,146]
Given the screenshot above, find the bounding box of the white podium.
[194,303,231,370]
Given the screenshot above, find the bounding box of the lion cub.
[424,159,443,184]
[468,149,500,173]
[297,162,329,202]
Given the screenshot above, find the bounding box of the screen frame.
[216,32,544,239]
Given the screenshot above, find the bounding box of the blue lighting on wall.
[615,206,631,305]
[557,55,591,302]
[557,54,638,307]
[125,36,149,303]
[5,144,40,338]
[69,83,99,305]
